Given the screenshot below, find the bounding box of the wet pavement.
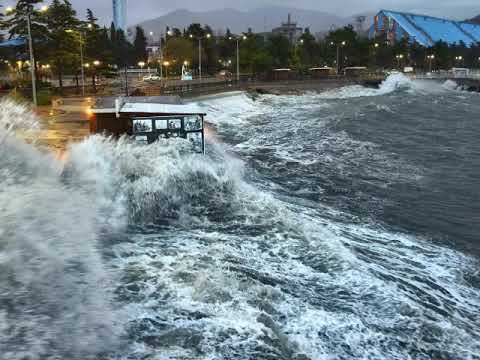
[32,98,91,154]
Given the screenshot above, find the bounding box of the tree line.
[0,0,148,93]
[1,1,480,93]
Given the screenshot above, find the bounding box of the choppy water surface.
[1,75,479,359]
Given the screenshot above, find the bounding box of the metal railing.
[413,71,480,80]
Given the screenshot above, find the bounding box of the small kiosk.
[309,67,334,79]
[89,96,206,154]
[270,68,292,81]
[343,67,368,77]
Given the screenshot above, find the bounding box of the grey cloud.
[49,0,479,26]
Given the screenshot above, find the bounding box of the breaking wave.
[1,93,480,359]
[0,102,121,359]
[317,73,460,99]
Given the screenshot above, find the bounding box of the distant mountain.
[131,7,347,37]
[467,15,480,24]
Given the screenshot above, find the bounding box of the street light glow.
[93,60,100,66]
[206,34,211,38]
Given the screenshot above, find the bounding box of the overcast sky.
[7,0,477,26]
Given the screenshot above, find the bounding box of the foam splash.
[0,99,39,146]
[1,96,480,359]
[318,73,459,99]
[0,102,121,359]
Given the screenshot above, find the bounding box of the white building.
[113,0,127,31]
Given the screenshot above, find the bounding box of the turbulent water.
[1,75,479,360]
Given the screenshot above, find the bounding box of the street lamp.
[163,61,170,79]
[196,33,211,81]
[427,54,435,73]
[396,54,404,69]
[6,4,48,106]
[66,27,91,96]
[330,41,347,75]
[228,35,247,82]
[138,61,145,80]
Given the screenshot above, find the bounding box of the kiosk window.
[185,116,202,131]
[135,135,148,144]
[155,119,168,130]
[187,132,203,151]
[168,119,182,129]
[133,119,153,133]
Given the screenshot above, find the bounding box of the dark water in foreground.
[1,75,479,359]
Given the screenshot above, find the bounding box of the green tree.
[164,37,194,74]
[298,29,320,70]
[4,0,49,84]
[41,0,80,93]
[266,34,291,68]
[133,26,148,64]
[83,9,114,92]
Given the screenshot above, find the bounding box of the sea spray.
[1,87,480,359]
[0,102,122,359]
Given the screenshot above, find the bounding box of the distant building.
[369,10,480,47]
[113,0,127,31]
[272,14,303,43]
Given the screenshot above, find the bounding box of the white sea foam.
[1,96,480,359]
[317,73,460,99]
[0,102,122,359]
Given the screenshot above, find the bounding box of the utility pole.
[236,39,240,82]
[26,13,37,106]
[199,38,202,81]
[79,32,85,96]
[336,44,340,75]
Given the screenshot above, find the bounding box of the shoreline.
[21,79,358,153]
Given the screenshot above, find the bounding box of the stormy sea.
[1,74,479,360]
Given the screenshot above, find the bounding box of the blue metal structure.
[369,10,480,47]
[112,0,127,31]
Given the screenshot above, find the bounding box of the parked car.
[143,75,161,82]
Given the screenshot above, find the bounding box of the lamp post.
[427,54,435,73]
[163,61,170,80]
[229,35,247,82]
[6,4,48,106]
[396,54,404,69]
[331,41,346,75]
[193,33,211,81]
[66,24,91,96]
[149,31,163,80]
[138,61,145,80]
